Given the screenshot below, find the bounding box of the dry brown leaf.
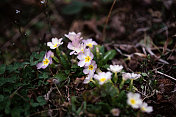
[74,77,85,85]
[163,38,172,54]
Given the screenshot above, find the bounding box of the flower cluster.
[36,32,154,116]
[65,32,100,83]
[36,37,63,69]
[127,92,153,113]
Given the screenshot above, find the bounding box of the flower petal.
[78,60,85,67]
[52,38,59,44]
[83,69,89,74]
[36,62,43,69]
[47,42,53,47]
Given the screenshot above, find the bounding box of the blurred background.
[0,0,176,64]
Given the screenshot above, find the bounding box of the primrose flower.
[65,32,83,42]
[107,65,123,73]
[83,74,93,84]
[47,38,63,49]
[140,102,153,113]
[111,108,120,116]
[122,73,141,80]
[83,61,97,76]
[127,92,142,109]
[94,72,112,85]
[36,51,53,69]
[82,38,97,48]
[77,48,94,67]
[68,42,86,55]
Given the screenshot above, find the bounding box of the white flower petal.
[83,69,89,74]
[78,60,85,67]
[52,38,59,44]
[47,42,53,47]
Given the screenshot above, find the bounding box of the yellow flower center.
[54,44,58,48]
[130,99,136,105]
[43,58,49,65]
[81,49,84,53]
[141,107,146,111]
[87,43,93,48]
[85,56,91,62]
[88,65,94,70]
[100,77,106,82]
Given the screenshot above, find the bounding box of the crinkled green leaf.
[99,50,116,66]
[0,76,18,86]
[0,64,6,74]
[31,103,39,107]
[62,1,91,15]
[37,96,46,106]
[39,72,49,79]
[30,51,45,66]
[0,95,4,102]
[59,53,70,69]
[5,100,11,114]
[54,72,68,82]
[11,107,21,117]
[6,62,29,73]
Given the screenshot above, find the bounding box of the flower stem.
[129,79,133,91]
[119,79,125,89]
[52,56,59,63]
[56,47,60,56]
[114,72,118,83]
[90,78,96,84]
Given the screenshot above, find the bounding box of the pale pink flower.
[65,32,83,42]
[83,74,93,84]
[47,38,63,49]
[127,92,142,109]
[107,65,123,73]
[83,60,97,76]
[36,51,53,69]
[82,38,97,48]
[111,108,120,116]
[122,73,141,80]
[77,48,94,67]
[140,102,153,113]
[67,42,86,55]
[94,72,112,85]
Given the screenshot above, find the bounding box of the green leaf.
[0,76,18,86]
[5,100,11,114]
[62,1,91,15]
[30,51,45,66]
[0,95,4,102]
[71,96,77,112]
[0,64,6,74]
[54,72,68,82]
[11,107,21,117]
[99,50,116,66]
[99,46,105,58]
[117,90,126,103]
[65,70,70,75]
[76,101,86,115]
[141,73,148,77]
[59,52,70,69]
[71,64,79,69]
[39,72,49,79]
[101,64,109,69]
[37,96,46,106]
[6,62,29,73]
[31,102,39,107]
